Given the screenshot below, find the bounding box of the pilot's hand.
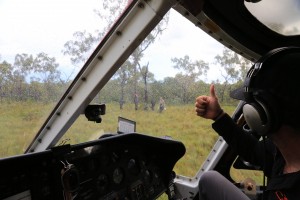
[195,84,223,120]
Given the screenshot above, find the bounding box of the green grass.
[0,101,263,185]
[0,101,54,157]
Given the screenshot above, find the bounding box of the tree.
[114,60,134,109]
[62,31,97,66]
[13,54,33,100]
[139,62,154,110]
[171,55,208,80]
[159,77,180,103]
[32,53,62,102]
[62,0,129,81]
[0,60,13,101]
[10,53,62,101]
[126,13,169,110]
[171,55,209,103]
[214,47,251,102]
[32,52,61,83]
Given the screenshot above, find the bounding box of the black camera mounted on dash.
[84,104,106,123]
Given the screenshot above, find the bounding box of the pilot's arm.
[195,84,274,173]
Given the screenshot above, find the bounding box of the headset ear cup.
[243,102,271,136]
[257,92,281,132]
[243,90,281,136]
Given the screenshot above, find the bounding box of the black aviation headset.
[240,47,300,136]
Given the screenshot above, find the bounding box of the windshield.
[0,0,250,177]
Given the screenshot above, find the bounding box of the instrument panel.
[0,133,185,200]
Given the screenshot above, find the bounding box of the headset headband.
[231,46,300,102]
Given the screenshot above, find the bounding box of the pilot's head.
[230,47,300,136]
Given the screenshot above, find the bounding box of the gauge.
[143,169,152,185]
[128,158,140,175]
[111,152,120,163]
[96,174,109,194]
[112,167,124,184]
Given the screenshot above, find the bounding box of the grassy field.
[0,101,263,186]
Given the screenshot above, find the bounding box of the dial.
[97,174,109,194]
[128,158,140,175]
[143,169,152,185]
[112,167,124,184]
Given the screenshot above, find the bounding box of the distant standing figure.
[151,99,156,111]
[159,97,165,113]
[134,93,139,110]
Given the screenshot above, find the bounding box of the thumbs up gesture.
[195,84,224,120]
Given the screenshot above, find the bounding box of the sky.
[143,11,224,81]
[0,0,102,79]
[0,0,225,81]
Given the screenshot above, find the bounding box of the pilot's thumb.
[210,84,217,98]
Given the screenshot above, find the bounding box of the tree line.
[0,53,66,102]
[0,47,251,108]
[98,47,251,110]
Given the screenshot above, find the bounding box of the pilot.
[195,47,300,200]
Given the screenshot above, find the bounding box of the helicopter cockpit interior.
[1,0,299,199]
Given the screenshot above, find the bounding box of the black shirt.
[212,113,300,200]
